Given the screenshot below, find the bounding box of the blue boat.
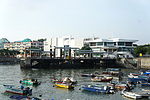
[141,82,150,86]
[128,75,150,83]
[81,84,115,94]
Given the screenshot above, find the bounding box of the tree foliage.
[134,44,150,56]
[0,49,20,56]
[81,44,92,50]
[37,38,46,42]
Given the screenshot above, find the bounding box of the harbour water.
[0,64,149,100]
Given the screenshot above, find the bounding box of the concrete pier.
[137,57,150,69]
[20,57,118,69]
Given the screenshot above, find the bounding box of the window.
[90,42,96,46]
[125,42,132,46]
[118,42,125,46]
[107,42,114,46]
[97,42,103,46]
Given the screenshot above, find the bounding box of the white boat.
[121,90,142,99]
[128,73,140,78]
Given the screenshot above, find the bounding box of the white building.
[44,37,138,58]
[84,38,138,58]
[44,36,84,57]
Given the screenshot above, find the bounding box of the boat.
[62,77,77,84]
[128,75,150,83]
[91,76,113,82]
[121,90,142,99]
[81,74,96,77]
[20,78,40,85]
[81,84,115,94]
[102,68,122,77]
[128,73,140,78]
[54,82,74,89]
[10,95,42,100]
[9,95,28,100]
[108,82,133,91]
[3,85,32,95]
[52,77,77,85]
[141,81,150,86]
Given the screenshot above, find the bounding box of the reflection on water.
[0,64,144,100]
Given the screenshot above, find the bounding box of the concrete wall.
[137,57,150,69]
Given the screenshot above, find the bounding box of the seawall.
[137,57,150,69]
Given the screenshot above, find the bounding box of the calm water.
[0,64,149,100]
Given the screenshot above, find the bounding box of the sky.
[0,0,150,44]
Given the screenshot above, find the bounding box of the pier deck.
[20,57,119,69]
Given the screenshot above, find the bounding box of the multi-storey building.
[84,38,138,58]
[44,36,84,57]
[4,38,44,53]
[84,38,138,53]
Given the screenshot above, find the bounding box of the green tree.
[0,49,20,57]
[134,44,150,56]
[81,44,92,50]
[37,38,46,42]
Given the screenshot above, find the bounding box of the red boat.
[3,85,32,95]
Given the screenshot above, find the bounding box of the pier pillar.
[69,49,71,59]
[89,53,93,58]
[60,49,62,58]
[53,48,56,58]
[50,49,52,58]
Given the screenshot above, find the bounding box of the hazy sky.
[0,0,150,44]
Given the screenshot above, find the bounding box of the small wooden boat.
[128,75,150,83]
[91,76,113,82]
[20,78,40,85]
[141,81,150,86]
[115,83,128,90]
[81,74,96,77]
[128,73,140,78]
[3,85,32,95]
[10,95,42,100]
[102,68,122,76]
[108,82,133,91]
[81,84,115,94]
[121,90,142,99]
[54,82,74,89]
[52,77,77,85]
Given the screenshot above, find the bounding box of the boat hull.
[82,87,108,93]
[5,90,24,95]
[54,83,74,89]
[3,85,32,95]
[91,78,113,82]
[122,91,142,99]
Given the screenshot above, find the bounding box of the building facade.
[4,38,44,53]
[84,38,138,53]
[44,36,84,57]
[84,38,138,58]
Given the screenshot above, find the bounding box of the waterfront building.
[44,36,84,57]
[4,38,44,57]
[84,38,138,58]
[0,38,10,49]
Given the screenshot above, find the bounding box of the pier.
[20,57,118,69]
[20,47,124,69]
